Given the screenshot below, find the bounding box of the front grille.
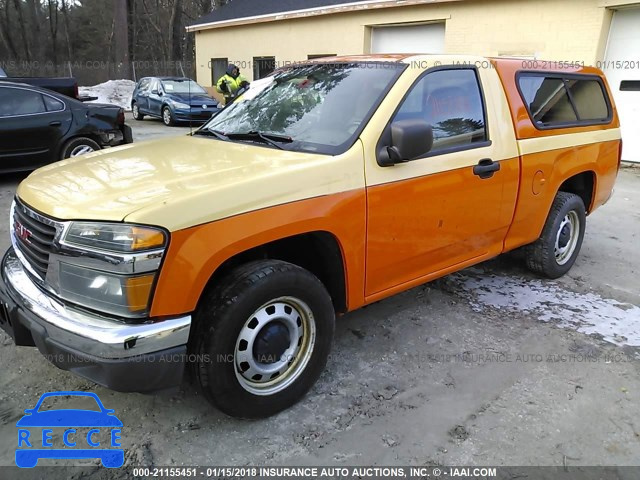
[12,200,57,278]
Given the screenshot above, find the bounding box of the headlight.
[169,100,190,109]
[57,222,167,318]
[59,263,156,317]
[64,222,166,252]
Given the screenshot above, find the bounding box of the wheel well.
[204,232,348,314]
[558,171,595,212]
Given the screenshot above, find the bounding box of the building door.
[604,7,640,163]
[371,23,445,54]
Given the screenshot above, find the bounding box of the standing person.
[216,64,250,105]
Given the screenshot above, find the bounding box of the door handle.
[49,121,62,127]
[473,159,500,179]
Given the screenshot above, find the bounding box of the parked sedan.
[0,81,132,173]
[131,76,221,126]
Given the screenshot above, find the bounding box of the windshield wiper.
[225,131,293,150]
[193,129,229,141]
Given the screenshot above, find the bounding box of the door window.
[0,88,47,117]
[43,95,64,112]
[392,69,488,155]
[138,78,151,94]
[150,79,160,94]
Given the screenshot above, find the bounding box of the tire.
[162,106,175,126]
[60,137,101,160]
[132,102,144,120]
[193,260,335,419]
[525,192,586,279]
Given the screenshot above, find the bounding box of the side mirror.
[379,119,434,166]
[151,89,159,95]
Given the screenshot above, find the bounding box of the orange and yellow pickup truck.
[0,55,621,418]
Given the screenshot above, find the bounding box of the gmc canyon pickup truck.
[0,55,621,418]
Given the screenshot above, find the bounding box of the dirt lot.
[0,119,639,476]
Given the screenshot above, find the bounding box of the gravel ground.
[126,112,194,143]
[0,121,639,477]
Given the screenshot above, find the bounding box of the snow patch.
[452,270,640,346]
[79,79,136,111]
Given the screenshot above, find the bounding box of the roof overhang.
[187,0,462,32]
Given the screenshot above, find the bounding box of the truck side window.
[518,74,611,128]
[519,77,577,125]
[564,79,609,121]
[393,69,488,154]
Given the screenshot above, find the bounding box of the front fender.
[150,189,366,317]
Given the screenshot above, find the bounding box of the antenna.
[187,62,193,136]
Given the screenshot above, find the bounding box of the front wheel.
[193,260,335,418]
[162,106,175,126]
[132,102,144,120]
[525,192,586,279]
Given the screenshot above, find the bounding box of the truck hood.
[17,135,363,231]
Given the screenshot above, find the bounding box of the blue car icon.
[16,391,124,468]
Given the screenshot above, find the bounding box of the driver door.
[147,79,164,116]
[136,78,151,114]
[364,67,519,297]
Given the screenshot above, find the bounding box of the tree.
[170,0,183,60]
[0,0,235,82]
[47,0,60,68]
[114,0,131,79]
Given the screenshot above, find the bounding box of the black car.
[0,81,133,173]
[131,76,221,126]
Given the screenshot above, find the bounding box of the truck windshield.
[203,62,406,155]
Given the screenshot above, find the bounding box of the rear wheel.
[193,260,335,418]
[525,192,586,279]
[132,102,144,120]
[60,137,101,159]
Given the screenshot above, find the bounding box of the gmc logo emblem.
[15,221,32,243]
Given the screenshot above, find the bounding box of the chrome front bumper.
[0,248,192,392]
[2,249,191,359]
